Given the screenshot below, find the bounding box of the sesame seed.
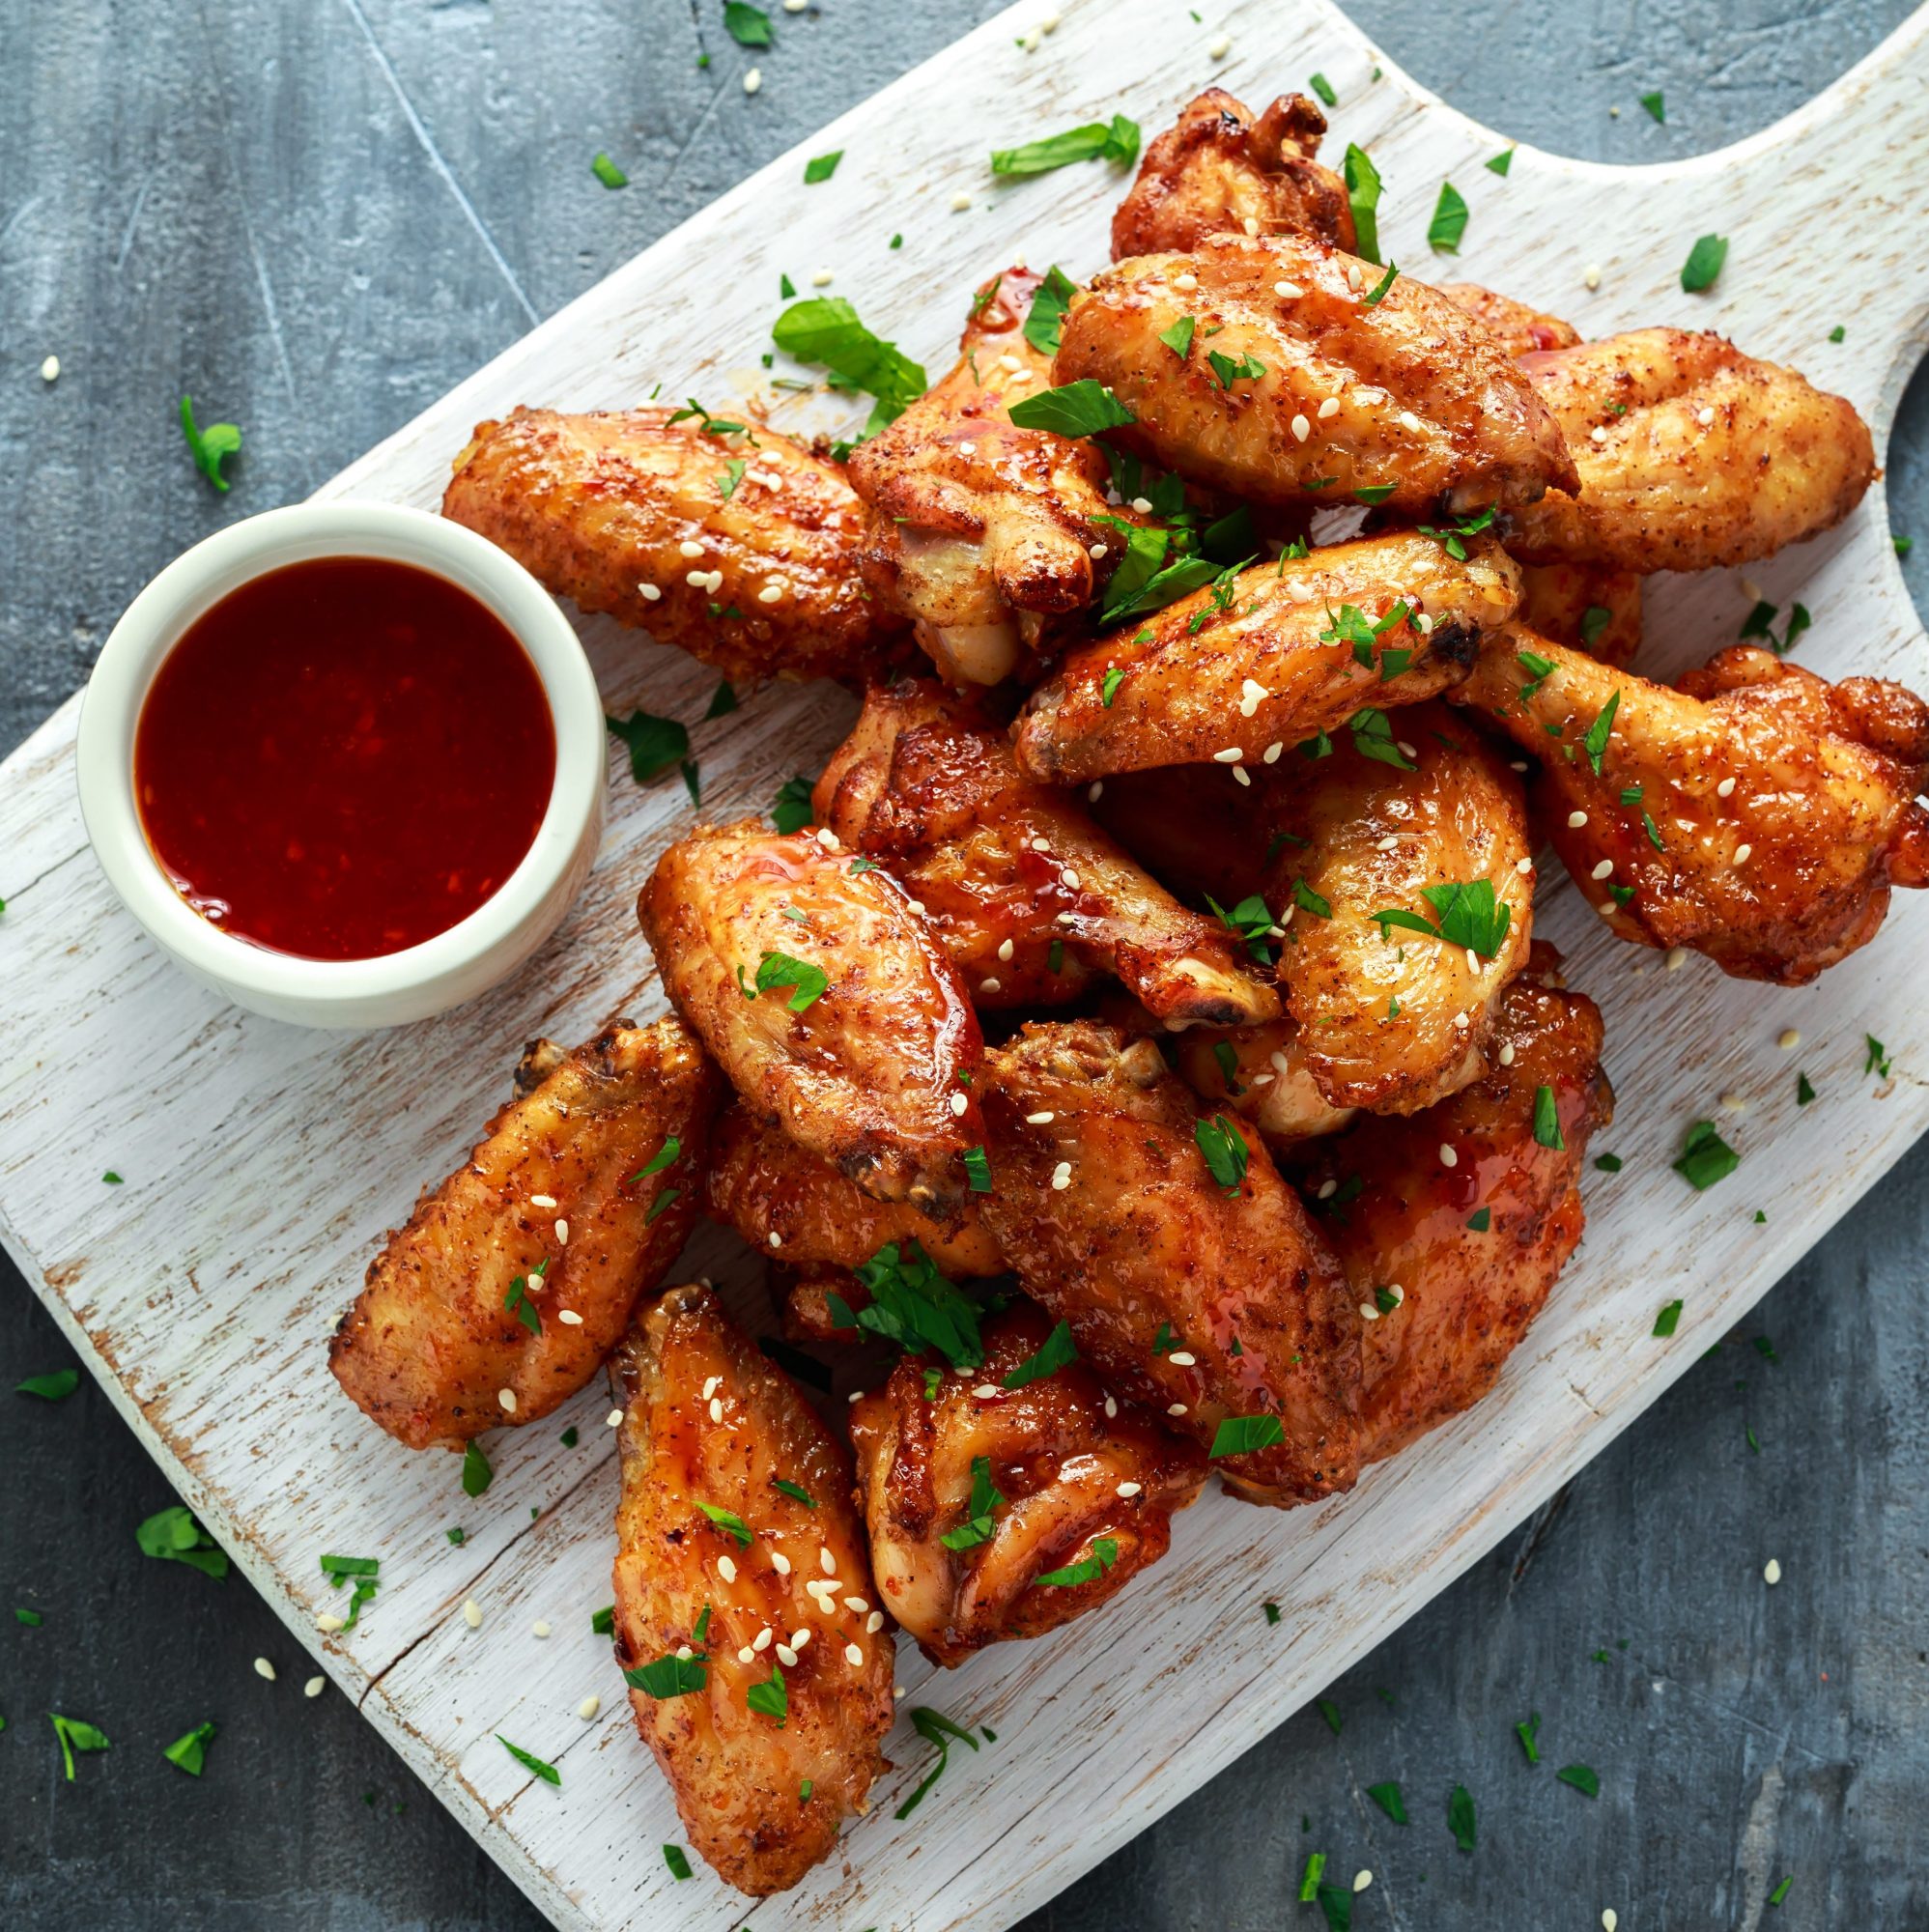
[866,1609,886,1633]
[553,1218,569,1244]
[578,1694,602,1719]
[777,1643,798,1666]
[678,539,703,558]
[1589,426,1609,445]
[708,1397,723,1422]
[1603,1914,1619,1932]
[304,1675,326,1699]
[1778,1028,1801,1050]
[815,826,840,850]
[757,583,784,605]
[768,1231,782,1249]
[791,1629,810,1647]
[675,1645,693,1660]
[1025,1110,1056,1124]
[1274,279,1305,299]
[1041,11,1061,29]
[1167,1402,1188,1416]
[1088,781,1104,802]
[1697,406,1716,427]
[1597,902,1617,919]
[255,1657,276,1682]
[1591,859,1614,881]
[1104,1394,1119,1418]
[844,1597,870,1615]
[1385,1284,1404,1306]
[907,897,927,915]
[1241,215,1260,236]
[1510,759,1529,772]
[1399,411,1423,433]
[980,977,1002,994]
[1568,810,1589,829]
[1032,837,1053,853]
[1359,1301,1379,1321]
[742,66,762,93]
[1721,1092,1748,1114]
[1263,741,1284,763]
[738,1644,756,1662]
[41,355,60,383]
[950,189,972,212]
[1060,867,1082,891]
[1116,1480,1143,1498]
[1354,1870,1374,1893]
[810,269,834,288]
[1398,741,1417,759]
[1088,542,1108,560]
[1051,1161,1072,1191]
[607,1407,624,1427]
[1515,857,1534,875]
[974,1383,1000,1399]
[820,1546,837,1575]
[498,1387,518,1412]
[997,938,1014,962]
[530,1193,557,1209]
[1213,747,1243,763]
[638,582,662,602]
[950,1090,970,1116]
[1346,263,1364,291]
[1174,271,1199,292]
[1664,947,1688,969]
[316,1611,346,1634]
[846,1390,863,1405]
[532,1620,552,1638]
[1583,264,1603,290]
[1318,395,1341,420]
[1498,1042,1517,1066]
[1207,32,1231,57]
[1439,1143,1458,1168]
[702,1377,720,1399]
[1167,1350,1197,1367]
[719,1554,738,1582]
[1233,765,1251,786]
[1454,1009,1471,1027]
[1317,1178,1338,1199]
[845,1642,865,1666]
[1291,412,1311,442]
[463,1599,483,1629]
[771,1551,792,1575]
[895,1686,906,1699]
[1131,495,1153,513]
[1733,843,1753,865]
[1764,1557,1782,1585]
[685,569,711,587]
[1716,776,1736,797]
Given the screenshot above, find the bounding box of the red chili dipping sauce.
[134,556,556,960]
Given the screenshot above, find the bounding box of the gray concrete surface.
[2,1,1926,1926]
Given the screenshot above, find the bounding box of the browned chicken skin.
[814,679,1279,1029]
[849,1303,1207,1665]
[849,267,1131,685]
[1112,90,1355,258]
[1306,962,1611,1463]
[1013,530,1521,783]
[977,1019,1362,1505]
[1055,236,1580,516]
[703,1102,1005,1280]
[329,1017,721,1450]
[1507,329,1877,573]
[1266,705,1534,1113]
[639,821,984,1208]
[442,407,903,685]
[611,1285,893,1895]
[1456,632,1929,982]
[1173,1013,1357,1147]
[1518,561,1642,667]
[1434,283,1580,357]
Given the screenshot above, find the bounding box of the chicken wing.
[814,679,1279,1028]
[1267,704,1534,1113]
[1013,529,1520,783]
[1506,329,1877,573]
[1518,561,1642,667]
[848,267,1131,685]
[977,1020,1361,1504]
[848,1303,1206,1665]
[329,1017,721,1450]
[1456,632,1929,981]
[1305,962,1611,1463]
[704,1102,1004,1280]
[1054,235,1579,516]
[1111,90,1355,258]
[442,407,903,686]
[1171,1014,1357,1147]
[611,1284,893,1895]
[1435,283,1580,356]
[639,821,984,1208]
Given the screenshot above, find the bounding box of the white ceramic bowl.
[76,501,605,1029]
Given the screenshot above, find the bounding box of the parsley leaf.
[1023,265,1078,356]
[1206,892,1277,967]
[179,395,241,492]
[1158,315,1196,358]
[497,1735,560,1784]
[663,1844,693,1880]
[773,297,927,435]
[1865,1034,1892,1078]
[1367,1779,1408,1823]
[832,1240,985,1370]
[1342,143,1383,263]
[135,1505,229,1580]
[50,1713,110,1782]
[895,1705,979,1818]
[1682,233,1729,293]
[1640,90,1665,123]
[1583,691,1620,775]
[770,774,816,835]
[753,951,829,1011]
[1034,1536,1121,1588]
[1210,1413,1287,1458]
[1673,1119,1740,1189]
[1309,71,1338,106]
[1448,1782,1477,1852]
[606,710,695,810]
[1653,1298,1684,1338]
[723,1,771,46]
[1556,1763,1601,1798]
[624,1654,707,1698]
[1372,878,1512,958]
[939,1455,1005,1550]
[1001,1318,1077,1389]
[1195,1113,1250,1194]
[1487,147,1515,175]
[1427,182,1468,253]
[990,114,1140,176]
[1533,1085,1565,1151]
[163,1720,216,1776]
[1348,706,1416,769]
[1206,348,1266,390]
[16,1368,78,1401]
[803,150,842,185]
[590,152,628,189]
[747,1663,788,1727]
[1007,379,1135,437]
[696,1502,752,1548]
[1516,1711,1542,1762]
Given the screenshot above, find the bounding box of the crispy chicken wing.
[1055,236,1579,515]
[442,408,902,685]
[639,821,984,1208]
[1456,632,1929,981]
[1507,329,1877,572]
[704,1102,1005,1280]
[612,1284,893,1895]
[1013,530,1520,783]
[848,1303,1206,1664]
[849,267,1129,685]
[1267,705,1534,1112]
[1306,963,1611,1463]
[1112,90,1355,258]
[329,1017,721,1450]
[1172,1014,1357,1146]
[1518,561,1642,666]
[1434,283,1580,357]
[977,1020,1362,1504]
[814,679,1279,1028]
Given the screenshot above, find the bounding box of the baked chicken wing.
[639,822,984,1208]
[1456,632,1929,981]
[1518,561,1642,667]
[1054,235,1579,515]
[612,1285,893,1895]
[1435,283,1580,357]
[848,1303,1207,1665]
[978,1020,1362,1504]
[329,1017,721,1450]
[1507,329,1877,573]
[814,679,1279,1028]
[1013,530,1520,783]
[1305,961,1612,1463]
[848,267,1128,685]
[1111,90,1355,258]
[442,407,901,685]
[1267,704,1534,1113]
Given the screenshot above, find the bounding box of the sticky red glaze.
[134,556,555,961]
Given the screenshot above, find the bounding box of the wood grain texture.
[2,1,1928,1929]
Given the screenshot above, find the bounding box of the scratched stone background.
[2,0,1927,1926]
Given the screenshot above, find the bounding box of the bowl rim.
[74,500,605,1009]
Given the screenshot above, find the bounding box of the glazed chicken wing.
[1111,90,1355,258]
[1054,235,1579,516]
[329,1016,721,1450]
[639,821,984,1208]
[1435,283,1580,357]
[704,1102,1005,1281]
[1172,1013,1357,1147]
[1013,530,1520,783]
[612,1285,893,1895]
[978,1020,1362,1504]
[1306,961,1612,1463]
[1268,705,1534,1113]
[1456,632,1929,981]
[1518,561,1642,666]
[849,1303,1206,1665]
[442,408,902,685]
[1507,329,1877,573]
[849,267,1128,685]
[814,679,1279,1028]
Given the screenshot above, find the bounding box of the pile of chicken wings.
[333,87,1929,1894]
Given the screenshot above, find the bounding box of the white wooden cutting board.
[4,1,1927,1925]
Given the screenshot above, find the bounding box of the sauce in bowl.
[134,556,557,961]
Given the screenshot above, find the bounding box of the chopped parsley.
[1001,1319,1077,1389]
[1299,1850,1327,1900]
[830,1240,985,1370]
[496,1735,560,1784]
[1347,705,1416,769]
[1006,379,1134,437]
[16,1368,78,1401]
[1797,1071,1816,1106]
[989,114,1140,176]
[503,1267,543,1336]
[1210,1413,1287,1458]
[1366,1779,1408,1823]
[135,1505,229,1580]
[744,1663,789,1728]
[803,150,842,185]
[589,152,628,189]
[1466,1207,1491,1232]
[1034,1537,1121,1588]
[1640,90,1665,123]
[1533,1085,1565,1151]
[1516,1711,1541,1762]
[962,1145,993,1195]
[753,951,829,1011]
[1556,1763,1601,1798]
[1681,232,1729,293]
[606,709,698,807]
[461,1440,493,1497]
[1578,604,1613,650]
[1206,891,1277,965]
[163,1719,216,1776]
[1158,315,1196,358]
[1653,1298,1684,1338]
[1487,147,1515,175]
[1865,1034,1892,1078]
[320,1552,381,1631]
[1206,349,1267,390]
[939,1456,1006,1551]
[1371,878,1512,958]
[1673,1119,1740,1189]
[1318,1697,1342,1735]
[1420,504,1496,562]
[1291,876,1333,920]
[1769,1876,1793,1907]
[770,1478,815,1510]
[1195,1113,1250,1194]
[1023,265,1078,355]
[1309,71,1337,106]
[663,1845,693,1880]
[696,1502,752,1548]
[1428,181,1468,253]
[632,1137,681,1186]
[1342,143,1383,262]
[1448,1782,1477,1852]
[722,1,771,46]
[772,296,927,436]
[179,394,241,492]
[1583,691,1620,775]
[50,1714,110,1782]
[1263,1601,1282,1625]
[625,1653,707,1698]
[895,1706,979,1818]
[591,1604,614,1634]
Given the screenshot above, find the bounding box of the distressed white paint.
[2,1,1926,1927]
